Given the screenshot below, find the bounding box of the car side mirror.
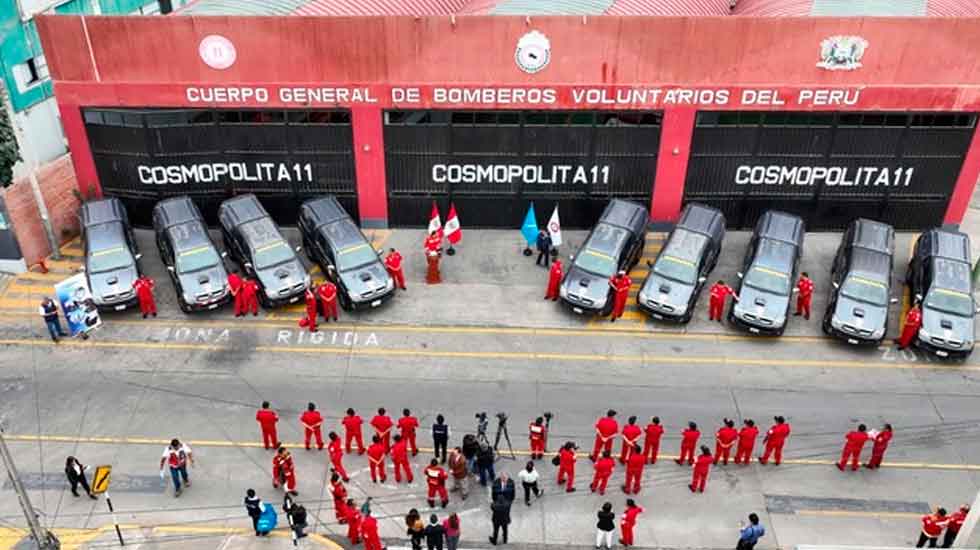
[569,255,575,261]
[244,262,253,269]
[167,266,175,272]
[890,297,899,304]
[832,282,839,289]
[327,265,336,273]
[736,272,743,278]
[975,305,980,315]
[221,251,228,258]
[698,276,706,284]
[77,266,86,273]
[135,253,143,260]
[295,246,303,253]
[915,293,923,302]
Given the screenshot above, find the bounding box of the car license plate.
[113,304,126,311]
[652,313,664,320]
[749,327,760,333]
[289,296,300,304]
[935,350,949,357]
[847,338,859,345]
[371,299,381,307]
[208,303,219,310]
[573,307,584,314]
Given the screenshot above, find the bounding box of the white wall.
[12,96,67,180]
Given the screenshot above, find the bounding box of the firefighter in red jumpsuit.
[918,508,949,548]
[793,272,814,320]
[608,270,632,322]
[299,288,318,332]
[424,458,449,508]
[361,511,383,550]
[708,280,737,321]
[318,281,339,322]
[529,417,547,459]
[620,416,642,464]
[384,248,406,290]
[300,402,324,450]
[759,416,791,465]
[622,444,646,495]
[690,446,713,493]
[866,423,893,469]
[330,471,349,523]
[545,259,563,301]
[342,408,365,454]
[241,278,259,316]
[272,446,298,495]
[366,435,387,483]
[424,231,442,284]
[227,271,244,316]
[590,450,616,495]
[591,410,619,461]
[328,432,349,481]
[837,423,869,471]
[398,408,420,456]
[391,434,414,483]
[133,275,157,318]
[344,500,362,544]
[255,401,279,450]
[676,422,700,465]
[734,419,759,465]
[643,416,664,464]
[620,499,644,547]
[897,302,923,349]
[370,408,394,453]
[714,419,738,465]
[557,441,577,492]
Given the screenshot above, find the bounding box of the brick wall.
[2,155,83,266]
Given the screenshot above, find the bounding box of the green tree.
[0,103,21,187]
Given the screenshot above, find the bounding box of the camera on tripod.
[474,410,515,460]
[495,412,508,425]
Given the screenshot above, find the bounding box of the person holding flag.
[444,203,462,255]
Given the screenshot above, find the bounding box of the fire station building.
[35,0,980,230]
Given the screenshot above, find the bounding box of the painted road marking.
[0,524,340,550]
[795,509,922,519]
[765,494,930,515]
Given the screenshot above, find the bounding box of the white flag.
[547,206,562,247]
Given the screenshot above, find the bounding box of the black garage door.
[383,110,660,228]
[684,112,977,230]
[83,109,357,227]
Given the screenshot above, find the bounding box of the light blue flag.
[521,203,539,246]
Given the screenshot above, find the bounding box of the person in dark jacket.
[41,297,68,342]
[432,414,450,463]
[425,514,446,550]
[491,473,516,505]
[595,502,616,549]
[535,230,553,267]
[477,443,496,486]
[461,434,480,472]
[65,456,97,499]
[283,493,308,539]
[244,489,262,536]
[489,495,511,545]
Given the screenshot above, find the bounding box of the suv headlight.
[559,284,568,299]
[385,277,395,291]
[917,327,931,340]
[638,289,648,303]
[303,274,311,288]
[831,315,842,328]
[183,292,194,304]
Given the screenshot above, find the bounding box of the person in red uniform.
[299,288,318,332]
[272,446,298,495]
[327,432,349,481]
[544,259,563,301]
[424,458,449,508]
[255,401,279,450]
[714,419,739,465]
[943,505,970,548]
[344,500,362,544]
[390,434,414,483]
[866,423,893,469]
[759,416,790,466]
[708,280,738,322]
[361,510,383,550]
[370,408,394,453]
[557,441,577,492]
[591,410,619,461]
[590,450,616,495]
[608,271,632,322]
[619,416,643,464]
[329,471,349,523]
[384,248,406,290]
[734,419,759,465]
[398,409,420,456]
[622,444,646,495]
[918,508,948,548]
[619,499,644,547]
[793,272,814,320]
[675,422,700,466]
[424,231,442,285]
[227,271,244,316]
[529,417,547,459]
[342,408,365,454]
[299,402,324,450]
[241,278,259,316]
[643,416,664,464]
[897,302,923,349]
[318,281,339,322]
[837,423,870,471]
[366,435,387,483]
[132,275,157,318]
[690,446,713,493]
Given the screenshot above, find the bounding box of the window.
[13,55,48,92]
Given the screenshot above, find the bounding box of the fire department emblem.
[816,35,868,71]
[515,31,551,74]
[199,35,237,70]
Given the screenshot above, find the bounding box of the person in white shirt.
[517,461,541,506]
[158,439,194,497]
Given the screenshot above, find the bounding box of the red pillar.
[57,102,101,199]
[350,106,389,228]
[944,123,980,226]
[650,107,696,228]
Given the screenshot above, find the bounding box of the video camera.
[475,412,489,436]
[495,412,508,425]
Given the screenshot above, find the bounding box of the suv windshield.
[176,245,220,274]
[576,248,617,278]
[89,246,133,273]
[841,276,888,306]
[744,266,790,295]
[253,241,294,269]
[653,255,697,284]
[926,288,974,317]
[336,243,378,271]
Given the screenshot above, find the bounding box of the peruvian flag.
[428,202,442,235]
[444,203,462,244]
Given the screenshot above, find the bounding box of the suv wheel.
[258,290,272,310]
[821,315,832,335]
[338,290,353,312]
[178,296,193,314]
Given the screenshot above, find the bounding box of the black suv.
[80,197,141,311]
[298,196,395,311]
[729,210,805,335]
[153,196,231,313]
[907,229,976,358]
[823,219,896,346]
[637,203,725,323]
[560,199,649,315]
[217,194,309,308]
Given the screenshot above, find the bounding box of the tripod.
[494,419,515,461]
